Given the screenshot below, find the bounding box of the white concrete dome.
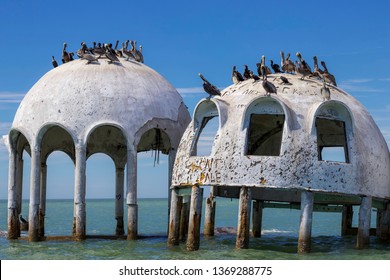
[11,59,190,157]
[172,73,390,200]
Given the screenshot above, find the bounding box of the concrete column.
[252,200,263,238]
[298,190,314,253]
[236,187,252,249]
[167,188,182,246]
[204,187,216,236]
[7,146,19,239]
[115,167,125,237]
[167,149,177,233]
[74,144,87,240]
[341,205,353,236]
[39,163,47,239]
[186,185,203,251]
[126,148,138,240]
[16,157,24,237]
[28,147,41,242]
[179,196,190,242]
[357,196,372,249]
[378,203,390,241]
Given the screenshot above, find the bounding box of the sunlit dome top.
[11,58,190,149]
[172,73,390,199]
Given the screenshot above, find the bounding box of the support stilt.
[252,200,263,238]
[341,205,353,236]
[186,185,203,251]
[204,188,216,237]
[357,196,372,249]
[236,187,252,249]
[74,144,86,240]
[167,188,182,246]
[115,167,125,237]
[378,203,390,241]
[126,149,138,240]
[28,147,41,242]
[179,196,190,242]
[39,163,47,239]
[298,190,314,253]
[7,147,19,239]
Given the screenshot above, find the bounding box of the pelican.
[320,61,337,86]
[281,51,295,73]
[80,53,100,64]
[261,65,277,96]
[198,73,221,98]
[121,42,135,61]
[62,42,70,63]
[114,40,123,57]
[296,52,312,79]
[260,55,272,74]
[51,56,58,68]
[279,75,291,85]
[311,55,323,78]
[105,44,120,64]
[249,71,260,82]
[243,65,251,79]
[321,82,331,101]
[131,41,144,63]
[232,66,244,84]
[270,60,282,73]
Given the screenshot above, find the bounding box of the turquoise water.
[0,198,390,260]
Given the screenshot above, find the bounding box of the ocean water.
[0,198,390,260]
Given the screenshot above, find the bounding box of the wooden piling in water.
[186,185,203,251]
[179,196,190,242]
[298,190,314,253]
[341,205,353,236]
[357,196,372,249]
[167,188,182,246]
[252,200,263,238]
[236,187,252,249]
[204,188,216,237]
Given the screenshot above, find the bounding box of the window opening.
[246,114,285,156]
[191,116,219,156]
[316,118,349,163]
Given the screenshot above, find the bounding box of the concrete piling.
[357,196,372,249]
[28,147,41,242]
[236,187,252,249]
[39,163,47,239]
[341,205,353,236]
[179,196,190,242]
[74,145,86,240]
[252,200,263,238]
[378,203,390,241]
[204,189,216,237]
[126,149,138,240]
[298,190,314,253]
[167,188,182,246]
[186,185,203,251]
[115,167,125,237]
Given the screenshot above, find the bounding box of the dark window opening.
[316,118,349,163]
[191,116,219,156]
[246,114,285,156]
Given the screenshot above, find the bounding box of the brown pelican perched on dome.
[261,65,277,96]
[105,44,120,64]
[243,65,252,79]
[270,60,283,73]
[62,42,71,63]
[249,71,260,82]
[281,51,295,73]
[296,52,312,80]
[131,41,144,63]
[121,42,135,61]
[232,66,244,84]
[310,55,323,79]
[80,53,100,64]
[320,61,337,86]
[198,73,221,98]
[51,56,58,68]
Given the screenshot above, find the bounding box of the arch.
[86,124,128,168]
[310,100,354,163]
[190,99,221,157]
[242,96,288,156]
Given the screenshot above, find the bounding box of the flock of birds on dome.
[199,51,336,101]
[51,40,144,68]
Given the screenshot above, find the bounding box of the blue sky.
[0,0,389,199]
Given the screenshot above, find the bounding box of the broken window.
[316,118,349,163]
[190,115,219,156]
[246,114,285,156]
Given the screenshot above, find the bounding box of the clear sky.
[0,0,389,200]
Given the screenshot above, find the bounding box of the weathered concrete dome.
[7,58,191,241]
[11,59,190,155]
[172,73,390,200]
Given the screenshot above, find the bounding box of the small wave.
[0,230,7,237]
[262,229,294,234]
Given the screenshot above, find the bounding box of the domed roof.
[12,59,190,148]
[172,73,390,199]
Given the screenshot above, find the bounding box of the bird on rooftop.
[232,66,244,84]
[122,42,135,61]
[243,65,252,79]
[270,60,283,73]
[321,81,331,101]
[281,51,295,73]
[114,40,123,58]
[131,41,144,63]
[198,73,221,98]
[261,65,277,96]
[296,52,312,79]
[62,42,70,63]
[105,44,120,64]
[310,55,323,79]
[80,53,100,64]
[51,56,58,68]
[260,55,272,75]
[249,70,260,82]
[279,75,291,85]
[320,61,337,86]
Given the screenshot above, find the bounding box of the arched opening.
[190,100,220,157]
[313,101,353,163]
[244,97,286,156]
[86,124,127,237]
[40,124,75,237]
